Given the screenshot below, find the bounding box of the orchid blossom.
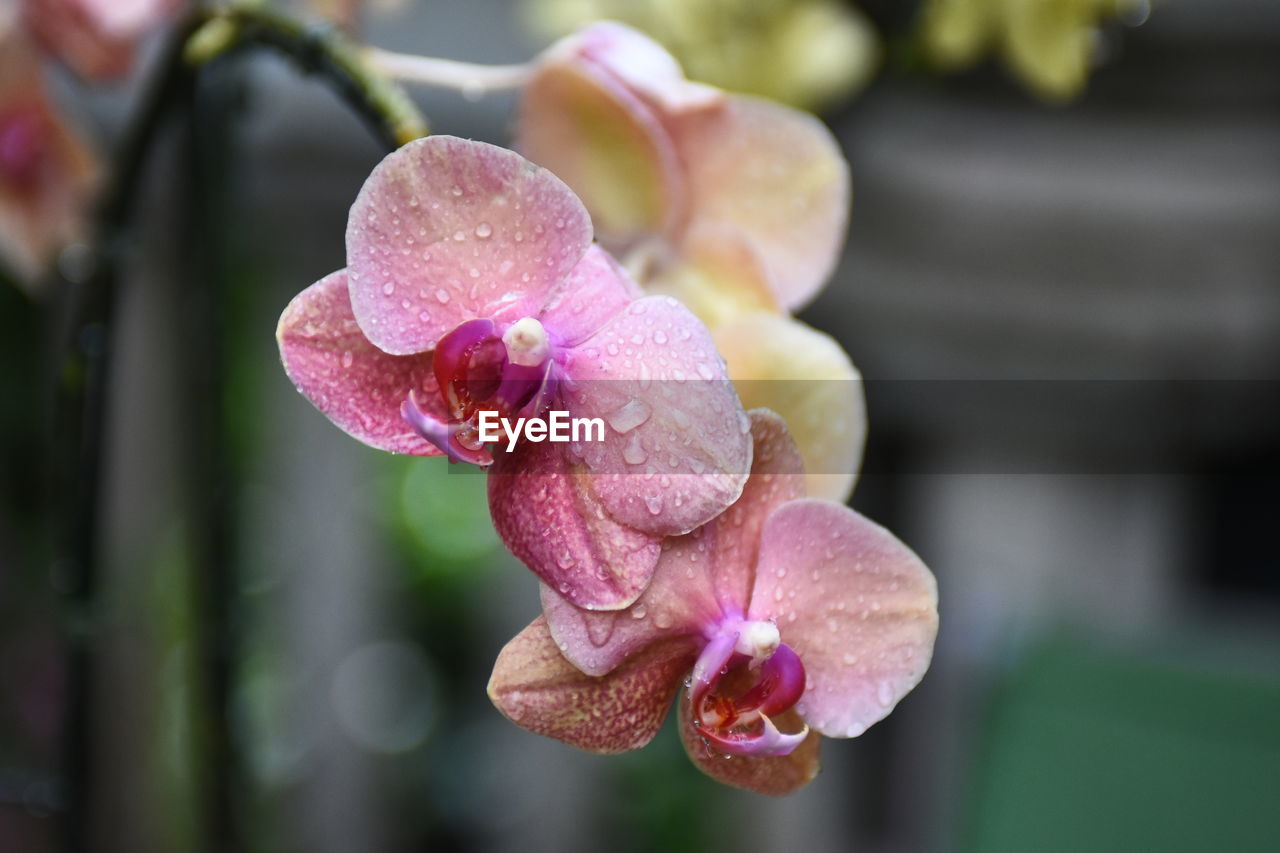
[21,0,179,81]
[489,410,938,794]
[517,22,865,503]
[277,135,751,610]
[0,32,97,288]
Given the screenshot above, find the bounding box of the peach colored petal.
[346,136,592,355]
[641,220,781,329]
[712,313,865,503]
[276,270,445,455]
[677,700,821,796]
[488,616,698,754]
[674,95,850,311]
[518,52,682,250]
[749,500,938,739]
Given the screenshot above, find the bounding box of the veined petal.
[674,95,850,311]
[561,295,751,537]
[276,270,443,456]
[539,411,802,677]
[537,245,642,348]
[749,500,938,739]
[488,616,697,754]
[541,526,722,677]
[713,314,865,503]
[677,701,821,796]
[518,40,684,250]
[489,436,661,611]
[705,410,807,613]
[346,136,592,355]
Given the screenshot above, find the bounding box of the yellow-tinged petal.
[518,55,683,249]
[713,313,865,503]
[637,221,780,330]
[673,95,850,312]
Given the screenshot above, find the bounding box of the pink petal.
[518,39,684,250]
[674,96,850,311]
[487,616,698,754]
[705,410,807,614]
[677,700,821,796]
[346,136,593,355]
[536,245,642,348]
[276,270,443,456]
[0,38,99,286]
[558,22,723,115]
[560,295,751,537]
[749,500,938,738]
[488,436,662,611]
[540,525,723,677]
[538,410,803,677]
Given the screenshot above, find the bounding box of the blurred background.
[2,0,1278,851]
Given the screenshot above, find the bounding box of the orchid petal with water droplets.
[749,499,938,738]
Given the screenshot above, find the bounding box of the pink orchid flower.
[0,33,98,287]
[277,136,751,610]
[518,22,866,504]
[518,21,850,326]
[489,410,938,795]
[21,0,179,81]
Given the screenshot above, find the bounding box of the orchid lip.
[408,316,562,462]
[687,620,809,758]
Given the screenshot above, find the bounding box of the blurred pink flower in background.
[490,411,938,794]
[278,135,752,609]
[21,0,179,81]
[0,31,97,287]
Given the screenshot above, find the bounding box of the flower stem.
[363,47,531,98]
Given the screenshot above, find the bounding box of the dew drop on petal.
[622,433,647,466]
[382,281,395,295]
[607,399,651,434]
[475,222,492,238]
[435,288,450,304]
[630,604,647,620]
[340,351,353,368]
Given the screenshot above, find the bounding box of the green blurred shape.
[963,636,1280,853]
[395,458,498,574]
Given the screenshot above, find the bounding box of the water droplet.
[876,681,894,708]
[630,604,647,620]
[607,399,652,434]
[434,288,450,304]
[643,494,663,515]
[475,222,492,238]
[452,230,466,241]
[653,330,668,345]
[469,267,480,278]
[340,351,354,368]
[450,185,463,197]
[622,433,647,465]
[382,281,395,295]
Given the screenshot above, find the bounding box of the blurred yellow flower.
[524,0,880,111]
[918,0,1150,101]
